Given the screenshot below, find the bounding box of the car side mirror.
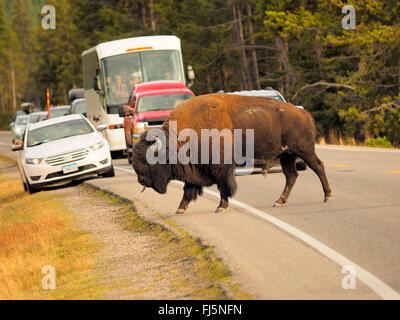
[118,105,133,118]
[96,123,108,131]
[12,140,24,151]
[93,75,101,92]
[118,105,126,117]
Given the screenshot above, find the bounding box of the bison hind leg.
[214,165,237,213]
[176,183,203,214]
[296,149,332,202]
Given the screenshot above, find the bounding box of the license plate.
[62,163,78,174]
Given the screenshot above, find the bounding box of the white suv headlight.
[89,141,105,151]
[25,158,43,165]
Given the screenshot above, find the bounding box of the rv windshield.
[101,50,184,108]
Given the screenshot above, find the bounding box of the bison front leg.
[215,165,237,213]
[274,153,298,207]
[176,183,203,214]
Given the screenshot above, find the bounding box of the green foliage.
[365,136,393,148]
[0,112,12,130]
[338,106,368,140]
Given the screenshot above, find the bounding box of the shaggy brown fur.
[133,93,332,213]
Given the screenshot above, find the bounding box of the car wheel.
[296,161,307,171]
[127,150,133,164]
[26,181,38,194]
[125,136,133,164]
[101,165,115,178]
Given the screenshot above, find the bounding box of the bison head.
[132,131,171,194]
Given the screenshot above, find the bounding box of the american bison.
[132,93,332,213]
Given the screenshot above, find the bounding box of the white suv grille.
[45,148,89,166]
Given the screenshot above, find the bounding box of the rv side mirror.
[93,75,101,92]
[118,105,133,118]
[187,65,195,81]
[118,105,126,117]
[12,140,24,151]
[96,123,108,131]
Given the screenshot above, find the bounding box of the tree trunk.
[9,48,16,114]
[283,37,289,94]
[64,88,68,105]
[275,36,295,92]
[358,56,368,74]
[233,1,252,90]
[218,63,224,91]
[206,73,213,93]
[141,2,148,28]
[398,58,400,95]
[313,37,324,77]
[246,2,261,90]
[276,51,284,94]
[149,0,156,31]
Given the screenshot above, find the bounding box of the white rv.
[81,35,194,155]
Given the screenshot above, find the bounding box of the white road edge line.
[115,165,400,300]
[316,145,400,153]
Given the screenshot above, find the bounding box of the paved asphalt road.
[2,132,399,299]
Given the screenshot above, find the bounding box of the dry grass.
[90,187,251,300]
[0,174,103,300]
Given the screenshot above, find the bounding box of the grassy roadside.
[87,186,251,300]
[0,172,104,299]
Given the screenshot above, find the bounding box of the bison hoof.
[175,209,186,214]
[273,201,284,207]
[215,207,226,213]
[324,196,332,203]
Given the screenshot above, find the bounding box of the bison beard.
[132,93,332,214]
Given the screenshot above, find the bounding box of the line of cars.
[10,94,112,194]
[11,95,87,144]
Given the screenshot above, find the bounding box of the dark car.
[11,114,28,142]
[28,111,48,123]
[70,98,87,117]
[49,105,71,119]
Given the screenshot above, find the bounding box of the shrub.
[365,136,393,148]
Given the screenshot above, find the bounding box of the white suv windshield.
[27,119,93,147]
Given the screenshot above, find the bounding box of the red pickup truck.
[119,81,195,163]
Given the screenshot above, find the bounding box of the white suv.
[12,114,114,193]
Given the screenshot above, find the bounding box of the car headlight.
[89,141,105,151]
[25,158,43,165]
[133,122,148,134]
[136,122,146,129]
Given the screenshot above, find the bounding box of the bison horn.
[140,187,146,193]
[154,136,163,152]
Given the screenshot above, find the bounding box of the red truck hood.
[135,110,172,122]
